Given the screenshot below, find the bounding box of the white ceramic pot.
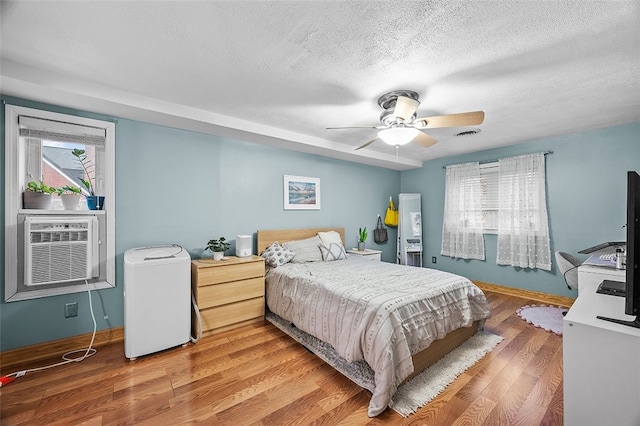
[61,193,81,210]
[213,251,224,260]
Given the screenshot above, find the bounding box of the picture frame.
[283,175,320,210]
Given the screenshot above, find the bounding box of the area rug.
[516,304,565,335]
[265,312,503,417]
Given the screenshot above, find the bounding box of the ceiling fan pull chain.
[396,145,399,162]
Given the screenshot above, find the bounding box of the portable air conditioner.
[24,216,99,286]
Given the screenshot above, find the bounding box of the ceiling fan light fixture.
[393,97,420,122]
[378,127,420,146]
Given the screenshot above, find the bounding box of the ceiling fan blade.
[414,111,485,129]
[394,96,420,122]
[413,131,438,148]
[355,137,379,151]
[326,125,384,130]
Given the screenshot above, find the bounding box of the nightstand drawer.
[200,297,265,331]
[193,260,264,286]
[191,255,266,336]
[196,277,264,309]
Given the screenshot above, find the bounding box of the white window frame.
[4,104,116,301]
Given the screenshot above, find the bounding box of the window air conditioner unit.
[24,216,99,286]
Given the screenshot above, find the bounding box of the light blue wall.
[2,94,638,352]
[1,96,400,351]
[401,122,640,298]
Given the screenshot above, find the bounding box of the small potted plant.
[57,185,82,210]
[206,237,230,260]
[72,148,104,210]
[23,180,57,209]
[358,227,368,251]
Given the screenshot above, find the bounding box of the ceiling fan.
[327,90,484,151]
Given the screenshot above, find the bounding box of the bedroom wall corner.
[400,121,640,297]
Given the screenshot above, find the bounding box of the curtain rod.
[442,150,553,169]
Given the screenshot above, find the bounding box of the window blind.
[480,163,499,230]
[18,115,106,146]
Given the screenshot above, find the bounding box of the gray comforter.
[265,255,491,416]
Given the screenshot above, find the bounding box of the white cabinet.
[563,266,640,426]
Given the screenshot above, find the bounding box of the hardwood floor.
[0,290,564,425]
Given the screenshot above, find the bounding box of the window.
[442,153,551,270]
[441,162,485,260]
[442,162,499,237]
[19,114,106,209]
[4,104,116,301]
[496,153,551,270]
[479,163,499,233]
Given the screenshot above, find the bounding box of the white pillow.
[261,242,295,267]
[318,230,343,246]
[319,242,347,261]
[284,236,323,263]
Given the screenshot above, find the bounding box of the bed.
[257,227,491,417]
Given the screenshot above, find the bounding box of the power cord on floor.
[0,280,98,387]
[191,292,202,343]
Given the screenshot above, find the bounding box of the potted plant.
[206,237,230,260]
[57,185,82,210]
[358,227,368,251]
[23,180,57,209]
[72,148,104,210]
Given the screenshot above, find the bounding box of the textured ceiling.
[1,1,639,170]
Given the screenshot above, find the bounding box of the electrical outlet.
[65,302,78,318]
[432,256,437,264]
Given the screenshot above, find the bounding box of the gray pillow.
[319,242,347,261]
[261,242,295,267]
[318,230,342,246]
[284,236,323,263]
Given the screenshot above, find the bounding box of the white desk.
[563,265,640,426]
[577,263,625,295]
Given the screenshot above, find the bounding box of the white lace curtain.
[496,153,551,270]
[441,162,485,260]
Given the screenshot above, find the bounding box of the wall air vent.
[24,216,99,286]
[454,129,481,137]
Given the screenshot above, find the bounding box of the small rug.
[516,304,565,335]
[266,312,503,417]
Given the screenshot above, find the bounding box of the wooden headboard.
[257,227,345,254]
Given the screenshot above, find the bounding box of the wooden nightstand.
[191,255,265,336]
[347,248,382,261]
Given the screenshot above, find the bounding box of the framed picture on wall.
[283,175,321,210]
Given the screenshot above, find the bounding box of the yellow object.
[384,197,398,227]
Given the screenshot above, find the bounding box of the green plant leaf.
[358,227,368,242]
[26,180,57,193]
[72,149,96,195]
[206,237,230,252]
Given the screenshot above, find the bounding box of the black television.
[597,171,640,328]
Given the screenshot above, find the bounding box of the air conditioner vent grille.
[30,230,88,244]
[24,217,97,286]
